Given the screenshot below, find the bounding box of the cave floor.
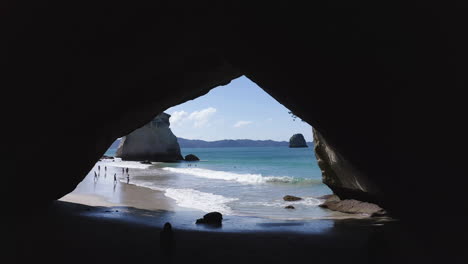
[11,201,430,264]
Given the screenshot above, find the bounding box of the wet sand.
[60,163,374,230]
[13,200,414,264]
[60,164,178,212]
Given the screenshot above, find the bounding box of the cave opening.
[61,76,346,226]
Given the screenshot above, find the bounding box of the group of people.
[122,167,130,184]
[94,165,107,180]
[94,165,130,184]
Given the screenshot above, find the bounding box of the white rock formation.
[116,113,183,161]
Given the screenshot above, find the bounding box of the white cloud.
[234,120,253,128]
[187,107,217,128]
[169,111,189,126]
[169,108,217,128]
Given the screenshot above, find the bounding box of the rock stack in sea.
[289,133,308,148]
[116,112,183,162]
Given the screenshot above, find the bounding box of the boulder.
[116,113,183,162]
[184,154,200,161]
[283,195,302,201]
[319,195,386,216]
[140,160,152,164]
[195,212,223,226]
[289,134,308,148]
[284,205,295,209]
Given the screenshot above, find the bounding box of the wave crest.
[162,167,319,184]
[164,188,238,214]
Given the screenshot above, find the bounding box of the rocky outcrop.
[319,195,386,216]
[313,128,382,204]
[184,154,200,161]
[289,134,308,148]
[283,195,302,201]
[196,212,223,226]
[116,113,183,162]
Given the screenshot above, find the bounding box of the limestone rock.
[289,134,308,148]
[184,154,200,161]
[283,195,302,201]
[319,195,386,216]
[196,212,223,226]
[313,128,382,203]
[116,113,183,162]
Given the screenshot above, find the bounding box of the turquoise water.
[103,146,334,220]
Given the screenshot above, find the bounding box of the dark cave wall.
[8,1,242,204]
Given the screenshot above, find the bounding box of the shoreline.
[59,162,390,233]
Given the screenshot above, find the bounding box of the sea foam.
[164,188,238,215]
[242,197,323,208]
[97,160,152,169]
[162,167,317,184]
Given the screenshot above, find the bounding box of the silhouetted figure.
[126,168,129,174]
[94,171,97,180]
[98,165,100,171]
[113,173,117,183]
[126,175,130,184]
[122,168,124,174]
[105,166,107,172]
[160,222,174,263]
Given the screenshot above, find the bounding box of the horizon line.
[176,137,314,143]
[116,137,314,142]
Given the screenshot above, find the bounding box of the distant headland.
[110,137,313,149]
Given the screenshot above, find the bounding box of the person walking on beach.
[160,222,174,263]
[122,168,124,174]
[98,165,100,171]
[113,173,117,183]
[126,174,130,184]
[126,167,129,174]
[94,171,98,180]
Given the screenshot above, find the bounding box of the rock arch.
[8,3,467,261]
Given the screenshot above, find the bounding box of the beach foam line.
[164,188,238,215]
[118,179,166,192]
[97,160,152,170]
[118,181,237,214]
[241,197,323,208]
[162,167,319,184]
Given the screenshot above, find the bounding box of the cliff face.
[313,128,382,203]
[116,113,183,162]
[289,134,308,148]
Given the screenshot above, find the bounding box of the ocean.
[99,146,334,220]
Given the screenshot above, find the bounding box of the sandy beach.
[10,163,420,264]
[59,161,380,230]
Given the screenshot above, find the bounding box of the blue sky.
[165,76,313,142]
